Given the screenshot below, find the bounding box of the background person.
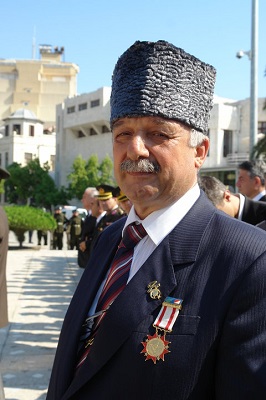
[47,40,266,399]
[52,206,68,250]
[69,209,82,250]
[115,187,132,215]
[236,160,266,201]
[78,188,98,269]
[199,175,266,227]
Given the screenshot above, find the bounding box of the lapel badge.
[147,281,162,300]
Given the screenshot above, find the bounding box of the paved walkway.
[0,231,84,400]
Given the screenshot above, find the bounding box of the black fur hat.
[110,40,216,134]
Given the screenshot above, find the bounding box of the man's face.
[113,116,208,218]
[99,197,117,212]
[82,190,95,211]
[236,169,256,197]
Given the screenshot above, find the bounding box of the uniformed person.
[69,209,82,250]
[115,187,133,215]
[52,206,68,250]
[91,184,125,247]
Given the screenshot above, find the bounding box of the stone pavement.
[0,231,84,400]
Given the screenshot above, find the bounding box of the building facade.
[55,87,112,187]
[55,88,266,191]
[0,45,79,130]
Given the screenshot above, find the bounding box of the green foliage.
[4,159,70,208]
[67,154,116,199]
[4,205,56,247]
[0,180,4,194]
[251,135,266,160]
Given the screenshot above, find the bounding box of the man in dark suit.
[199,175,266,227]
[47,41,266,399]
[78,187,98,268]
[236,160,266,201]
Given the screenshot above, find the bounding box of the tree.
[5,159,70,208]
[4,205,56,248]
[67,154,116,199]
[252,136,266,160]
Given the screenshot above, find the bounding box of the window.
[29,125,35,136]
[5,125,9,137]
[78,130,85,138]
[5,152,8,167]
[13,124,21,135]
[25,153,32,164]
[0,153,2,166]
[78,103,87,111]
[67,106,75,114]
[102,125,110,133]
[223,130,233,157]
[258,121,266,134]
[90,99,100,108]
[90,128,97,136]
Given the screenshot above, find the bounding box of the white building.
[0,108,55,169]
[55,87,112,187]
[55,87,266,191]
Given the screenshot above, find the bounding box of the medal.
[141,330,170,364]
[141,296,183,363]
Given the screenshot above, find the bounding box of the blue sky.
[1,0,265,100]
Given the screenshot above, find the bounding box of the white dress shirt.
[87,184,200,317]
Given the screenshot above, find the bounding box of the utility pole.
[249,0,258,159]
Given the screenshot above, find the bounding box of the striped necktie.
[76,222,147,370]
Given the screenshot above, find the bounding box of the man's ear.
[223,189,231,203]
[254,176,262,189]
[195,139,209,168]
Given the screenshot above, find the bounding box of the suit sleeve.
[215,251,266,399]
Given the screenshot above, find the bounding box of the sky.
[1,0,265,101]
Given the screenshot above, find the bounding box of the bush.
[4,205,56,247]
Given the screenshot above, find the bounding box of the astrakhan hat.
[110,40,216,134]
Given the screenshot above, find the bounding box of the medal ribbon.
[153,297,183,332]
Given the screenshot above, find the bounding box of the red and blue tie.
[76,222,147,370]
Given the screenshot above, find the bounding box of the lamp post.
[236,0,258,160]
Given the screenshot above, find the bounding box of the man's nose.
[127,135,149,160]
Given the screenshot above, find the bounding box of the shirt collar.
[124,184,200,246]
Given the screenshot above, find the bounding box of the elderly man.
[47,41,266,399]
[78,187,99,268]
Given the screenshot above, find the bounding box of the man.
[115,187,133,215]
[93,184,124,234]
[0,166,10,399]
[52,206,68,250]
[69,209,82,250]
[199,175,266,226]
[236,160,266,201]
[78,188,98,268]
[47,41,266,399]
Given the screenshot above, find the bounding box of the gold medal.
[141,331,170,364]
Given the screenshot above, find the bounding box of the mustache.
[120,159,160,173]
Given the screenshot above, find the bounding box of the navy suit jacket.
[242,196,266,225]
[47,193,266,400]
